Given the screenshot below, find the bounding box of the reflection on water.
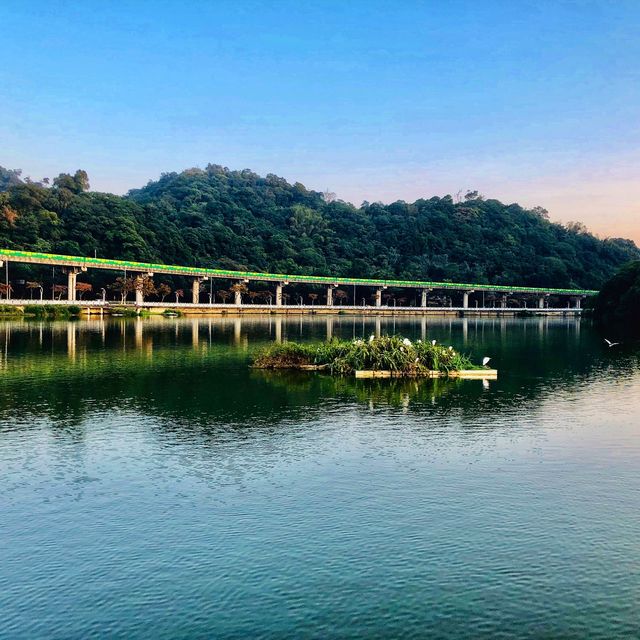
[1,315,640,639]
[0,315,633,425]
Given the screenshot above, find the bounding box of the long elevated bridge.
[0,248,597,310]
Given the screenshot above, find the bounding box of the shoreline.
[0,301,584,318]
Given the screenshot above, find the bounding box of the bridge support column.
[327,284,337,307]
[500,295,507,309]
[134,272,154,306]
[135,282,144,306]
[375,287,386,307]
[462,290,474,309]
[233,279,249,306]
[574,296,583,309]
[276,281,288,306]
[63,267,86,302]
[538,296,545,309]
[420,289,430,308]
[192,277,205,305]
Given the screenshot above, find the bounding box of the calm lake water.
[1,315,639,639]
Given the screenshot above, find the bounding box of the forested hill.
[1,164,638,289]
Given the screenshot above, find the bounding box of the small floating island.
[253,335,497,379]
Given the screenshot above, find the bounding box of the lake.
[1,315,639,639]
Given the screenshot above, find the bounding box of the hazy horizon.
[3,0,639,244]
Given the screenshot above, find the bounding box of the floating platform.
[354,369,498,379]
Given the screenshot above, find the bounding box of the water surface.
[1,315,639,639]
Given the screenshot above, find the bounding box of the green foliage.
[0,304,23,315]
[593,260,640,335]
[109,306,139,317]
[23,304,81,318]
[1,165,638,289]
[253,335,481,375]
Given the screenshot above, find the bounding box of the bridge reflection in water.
[0,313,585,368]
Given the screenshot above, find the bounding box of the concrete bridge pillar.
[500,294,508,309]
[574,296,583,309]
[233,279,249,306]
[134,272,153,306]
[135,281,144,306]
[191,277,205,305]
[420,289,430,308]
[276,281,288,306]
[375,287,386,307]
[538,295,548,309]
[63,266,86,302]
[462,290,474,309]
[327,284,337,307]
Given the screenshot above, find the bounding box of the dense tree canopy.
[593,261,640,335]
[1,164,638,290]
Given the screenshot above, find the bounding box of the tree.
[566,221,588,234]
[52,284,67,300]
[334,289,348,305]
[134,275,155,301]
[174,288,184,303]
[308,293,318,305]
[75,282,93,299]
[248,290,260,304]
[230,282,248,303]
[109,277,135,303]
[532,206,549,219]
[53,169,90,194]
[594,260,640,335]
[0,283,13,299]
[26,281,43,300]
[0,167,22,191]
[217,289,231,303]
[156,283,171,302]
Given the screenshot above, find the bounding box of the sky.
[2,0,639,243]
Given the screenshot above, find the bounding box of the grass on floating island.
[253,335,485,376]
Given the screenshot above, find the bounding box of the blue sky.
[2,0,639,241]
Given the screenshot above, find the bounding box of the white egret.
[604,339,620,348]
[482,356,491,367]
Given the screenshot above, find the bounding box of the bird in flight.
[604,338,621,348]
